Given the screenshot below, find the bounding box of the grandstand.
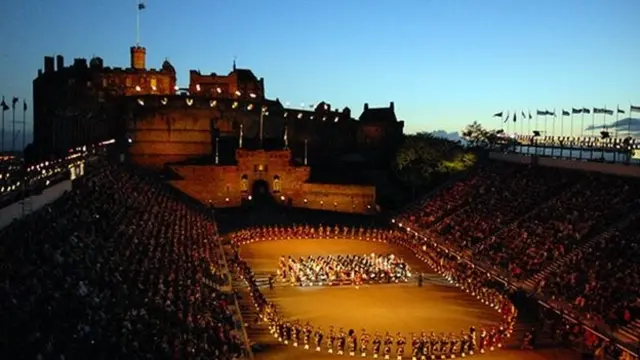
[3,150,640,360]
[395,153,640,358]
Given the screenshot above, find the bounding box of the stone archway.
[250,179,274,207]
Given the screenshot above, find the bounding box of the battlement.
[37,52,175,78]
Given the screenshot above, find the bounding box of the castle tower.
[130,46,146,70]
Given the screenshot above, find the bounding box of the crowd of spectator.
[397,160,640,344]
[1,160,244,360]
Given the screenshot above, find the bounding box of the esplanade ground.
[238,237,580,360]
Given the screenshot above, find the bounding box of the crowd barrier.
[229,227,517,359]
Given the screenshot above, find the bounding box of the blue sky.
[0,0,639,143]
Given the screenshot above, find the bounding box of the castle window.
[126,77,132,87]
[150,77,157,90]
[102,78,108,87]
[272,175,281,193]
[240,175,248,192]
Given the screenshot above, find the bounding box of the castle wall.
[166,149,375,214]
[127,108,213,167]
[296,183,376,214]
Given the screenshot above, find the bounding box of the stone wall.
[167,149,376,214]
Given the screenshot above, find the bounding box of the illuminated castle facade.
[32,45,404,167]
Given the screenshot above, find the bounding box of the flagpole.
[590,109,595,160]
[602,105,607,160]
[527,113,532,155]
[22,103,26,154]
[136,1,141,46]
[614,105,620,163]
[552,110,556,157]
[1,101,4,152]
[11,100,16,152]
[560,112,564,158]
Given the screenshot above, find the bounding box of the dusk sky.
[1,0,639,141]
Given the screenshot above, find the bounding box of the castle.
[32,45,405,213]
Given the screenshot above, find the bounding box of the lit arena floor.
[239,239,581,360]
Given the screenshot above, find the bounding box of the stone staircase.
[521,215,635,293]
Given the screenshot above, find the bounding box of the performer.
[293,322,301,347]
[488,327,498,350]
[411,333,420,360]
[284,322,292,344]
[327,326,336,353]
[303,322,312,349]
[348,329,357,356]
[360,329,369,357]
[468,326,477,355]
[337,328,347,355]
[421,332,431,360]
[460,329,470,355]
[383,332,394,360]
[440,333,451,355]
[396,333,406,360]
[431,332,441,357]
[372,332,382,358]
[314,327,324,351]
[478,328,487,353]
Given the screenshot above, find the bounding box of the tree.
[393,132,475,198]
[461,121,490,147]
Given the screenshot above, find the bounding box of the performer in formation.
[278,253,411,286]
[230,225,519,359]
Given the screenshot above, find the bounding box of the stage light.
[225,197,230,202]
[297,113,303,119]
[216,87,222,93]
[232,102,238,109]
[303,198,308,203]
[185,98,194,106]
[209,100,217,107]
[135,85,141,92]
[161,97,168,105]
[247,104,254,110]
[249,93,256,98]
[391,219,395,223]
[174,85,179,91]
[280,195,285,201]
[248,195,252,200]
[195,84,201,91]
[284,112,288,117]
[334,116,339,122]
[137,98,144,106]
[235,90,242,96]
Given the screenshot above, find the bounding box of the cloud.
[584,117,640,135]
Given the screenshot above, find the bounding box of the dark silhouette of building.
[32,45,404,166]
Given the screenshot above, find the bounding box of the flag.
[513,113,517,122]
[0,97,8,111]
[617,107,625,114]
[138,2,145,10]
[23,100,27,112]
[604,109,614,116]
[11,97,18,109]
[582,108,591,114]
[593,108,604,114]
[548,110,556,117]
[571,108,582,114]
[630,105,640,113]
[521,111,526,119]
[493,111,503,117]
[562,110,570,116]
[528,111,532,119]
[536,110,546,116]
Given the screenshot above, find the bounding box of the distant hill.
[428,130,462,142]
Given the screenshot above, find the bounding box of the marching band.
[278,253,411,286]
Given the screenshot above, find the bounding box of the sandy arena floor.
[239,238,580,360]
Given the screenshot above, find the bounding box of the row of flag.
[0,96,27,112]
[493,105,640,123]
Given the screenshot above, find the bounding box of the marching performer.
[372,332,382,358]
[348,329,357,356]
[337,328,347,355]
[421,332,431,360]
[327,326,336,353]
[411,333,421,360]
[383,332,394,360]
[360,329,370,357]
[440,333,451,355]
[303,322,312,349]
[396,333,406,360]
[293,322,301,347]
[314,327,324,351]
[478,328,487,353]
[460,329,470,355]
[431,332,442,358]
[468,326,477,355]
